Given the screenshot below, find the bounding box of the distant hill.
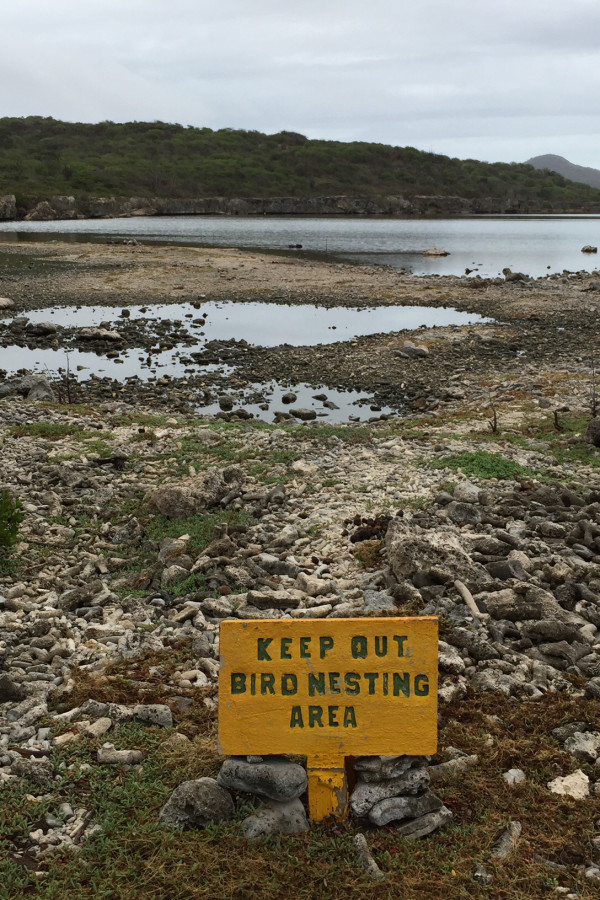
[1,117,600,217]
[526,154,600,190]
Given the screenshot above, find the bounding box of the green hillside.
[1,116,599,210]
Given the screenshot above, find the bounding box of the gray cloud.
[1,0,599,166]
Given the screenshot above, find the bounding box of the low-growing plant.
[488,389,499,434]
[145,508,254,558]
[9,422,97,441]
[402,495,429,509]
[0,491,23,550]
[429,450,537,480]
[129,430,159,444]
[169,573,208,598]
[351,539,383,569]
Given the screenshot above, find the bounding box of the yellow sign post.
[218,617,438,821]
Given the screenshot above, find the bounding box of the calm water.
[1,215,600,277]
[0,300,486,421]
[1,214,594,421]
[0,340,391,423]
[7,300,488,346]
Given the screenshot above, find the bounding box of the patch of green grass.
[0,491,22,550]
[2,690,599,900]
[43,402,100,417]
[402,495,429,509]
[303,423,374,445]
[350,483,371,494]
[47,511,97,532]
[82,438,114,457]
[169,572,208,597]
[482,415,600,471]
[0,555,17,575]
[129,430,159,445]
[552,442,600,467]
[177,434,239,465]
[351,539,383,569]
[114,588,152,601]
[8,422,99,440]
[109,412,178,428]
[145,508,254,558]
[167,435,302,483]
[429,450,538,480]
[111,492,148,520]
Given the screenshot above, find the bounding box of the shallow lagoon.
[1,214,600,277]
[9,299,489,347]
[1,297,489,421]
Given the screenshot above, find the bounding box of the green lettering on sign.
[257,638,272,661]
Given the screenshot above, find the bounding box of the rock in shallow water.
[289,408,317,421]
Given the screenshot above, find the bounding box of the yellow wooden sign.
[218,617,438,821]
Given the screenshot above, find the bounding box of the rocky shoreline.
[1,389,600,875]
[2,239,600,418]
[1,241,600,890]
[0,192,572,222]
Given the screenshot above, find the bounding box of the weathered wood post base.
[306,754,349,821]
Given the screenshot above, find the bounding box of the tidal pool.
[1,299,488,421]
[6,299,489,347]
[0,343,396,422]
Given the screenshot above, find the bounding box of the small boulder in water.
[290,408,316,421]
[218,394,234,411]
[422,248,450,257]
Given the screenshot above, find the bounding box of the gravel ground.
[1,242,600,881]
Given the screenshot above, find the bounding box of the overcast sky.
[2,0,600,167]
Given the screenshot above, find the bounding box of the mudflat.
[0,239,599,416]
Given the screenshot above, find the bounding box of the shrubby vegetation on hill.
[1,116,600,210]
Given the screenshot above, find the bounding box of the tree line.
[0,116,598,211]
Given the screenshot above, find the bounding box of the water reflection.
[3,299,489,347]
[1,214,600,277]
